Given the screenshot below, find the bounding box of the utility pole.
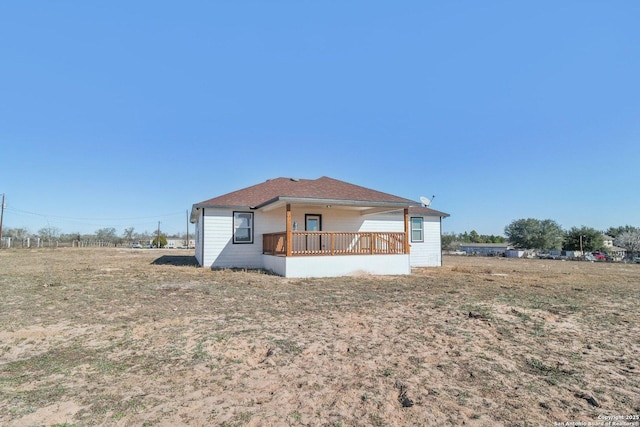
[157,221,161,249]
[186,209,189,249]
[0,193,5,249]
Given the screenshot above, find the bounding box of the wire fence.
[1,237,194,249]
[0,238,121,249]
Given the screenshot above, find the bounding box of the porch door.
[305,214,322,252]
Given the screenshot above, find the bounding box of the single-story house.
[190,176,449,277]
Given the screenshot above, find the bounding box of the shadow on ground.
[151,255,199,266]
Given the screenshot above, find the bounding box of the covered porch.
[263,230,407,256]
[262,204,410,257]
[260,203,411,277]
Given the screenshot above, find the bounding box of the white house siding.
[285,207,403,233]
[286,207,361,232]
[359,211,442,267]
[408,216,442,267]
[198,205,443,271]
[194,212,203,266]
[199,208,283,269]
[201,209,255,268]
[259,209,288,234]
[359,213,404,233]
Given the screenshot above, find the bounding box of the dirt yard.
[0,248,638,426]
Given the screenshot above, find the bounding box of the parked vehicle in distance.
[632,257,640,264]
[593,252,607,261]
[130,242,143,249]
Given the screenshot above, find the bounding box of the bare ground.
[0,248,638,426]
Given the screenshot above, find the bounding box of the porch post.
[286,203,292,257]
[404,208,410,254]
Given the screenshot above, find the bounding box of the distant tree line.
[2,226,188,248]
[441,231,506,250]
[443,220,640,257]
[504,218,640,255]
[458,230,507,244]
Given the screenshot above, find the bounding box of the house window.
[233,212,253,244]
[411,217,424,243]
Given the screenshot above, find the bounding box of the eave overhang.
[191,197,450,221]
[190,204,254,223]
[255,196,414,213]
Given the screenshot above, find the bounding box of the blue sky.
[1,1,639,237]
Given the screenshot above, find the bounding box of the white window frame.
[411,217,424,243]
[233,211,254,244]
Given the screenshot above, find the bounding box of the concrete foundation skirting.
[263,254,410,278]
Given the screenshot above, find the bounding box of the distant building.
[459,242,511,256]
[505,249,525,258]
[148,238,195,248]
[602,235,626,260]
[165,238,195,249]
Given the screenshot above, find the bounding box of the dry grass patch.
[1,249,639,426]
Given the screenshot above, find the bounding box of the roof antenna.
[420,195,435,207]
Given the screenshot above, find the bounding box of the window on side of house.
[411,217,424,243]
[233,212,254,244]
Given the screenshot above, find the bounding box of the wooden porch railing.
[263,231,407,256]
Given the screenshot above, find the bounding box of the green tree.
[504,218,563,250]
[152,235,168,248]
[452,231,507,244]
[441,232,458,251]
[469,230,481,243]
[563,226,605,252]
[489,235,507,243]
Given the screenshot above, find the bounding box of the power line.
[5,206,185,221]
[2,204,189,233]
